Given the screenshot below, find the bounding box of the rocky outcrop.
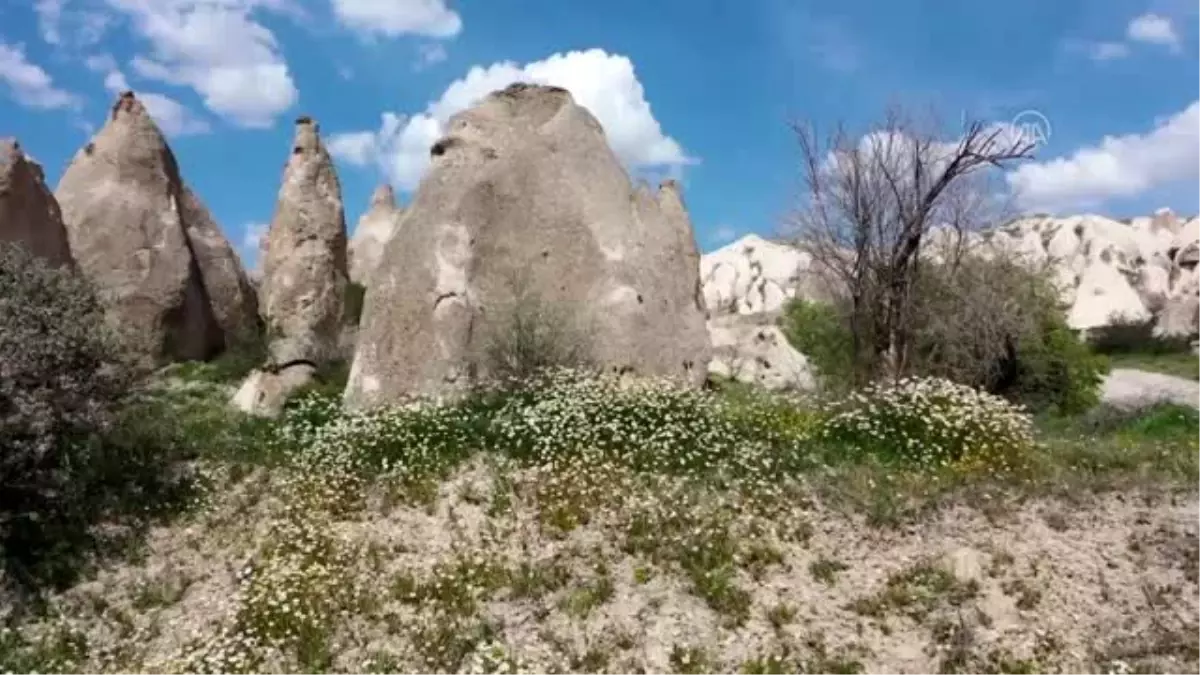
[258,116,348,366]
[700,210,1200,388]
[231,363,316,418]
[708,316,814,391]
[55,92,235,365]
[699,235,825,390]
[348,184,402,285]
[180,186,261,344]
[0,138,74,267]
[345,83,710,407]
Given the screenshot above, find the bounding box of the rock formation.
[348,183,402,285]
[699,235,826,390]
[0,138,74,267]
[179,186,261,344]
[701,210,1200,389]
[258,115,348,366]
[708,315,814,391]
[234,116,347,417]
[344,83,710,407]
[56,92,255,365]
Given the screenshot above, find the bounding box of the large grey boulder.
[56,91,225,365]
[349,183,402,285]
[345,83,711,407]
[0,139,74,267]
[259,116,348,365]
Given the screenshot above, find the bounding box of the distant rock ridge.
[344,82,711,408]
[0,138,74,267]
[700,209,1200,383]
[55,91,257,366]
[348,183,403,285]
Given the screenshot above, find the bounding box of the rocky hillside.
[702,210,1199,334]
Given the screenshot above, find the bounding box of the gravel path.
[1100,368,1199,409]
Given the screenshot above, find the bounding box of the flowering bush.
[818,377,1035,471]
[277,369,820,484]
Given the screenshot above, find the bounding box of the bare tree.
[785,107,1035,383]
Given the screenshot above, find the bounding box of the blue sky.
[1,0,1197,265]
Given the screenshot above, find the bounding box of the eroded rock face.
[56,92,227,365]
[345,83,711,407]
[707,316,814,391]
[180,186,261,344]
[0,138,74,267]
[349,184,402,285]
[259,116,349,365]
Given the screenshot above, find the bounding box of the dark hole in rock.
[292,146,303,155]
[636,294,644,304]
[84,142,95,156]
[431,137,462,157]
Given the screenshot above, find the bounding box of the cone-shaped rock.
[345,83,711,408]
[179,186,261,343]
[56,92,226,364]
[348,183,402,285]
[0,138,74,267]
[259,116,348,365]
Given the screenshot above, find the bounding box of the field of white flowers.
[1,370,1197,674]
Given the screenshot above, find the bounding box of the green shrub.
[279,369,817,483]
[908,254,1106,415]
[0,244,198,591]
[780,298,854,388]
[1004,309,1107,415]
[1088,315,1194,355]
[818,377,1036,472]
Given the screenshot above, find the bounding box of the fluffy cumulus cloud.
[0,41,78,109]
[34,0,110,47]
[330,0,461,38]
[102,0,299,128]
[329,49,694,191]
[1006,101,1199,212]
[87,53,211,136]
[1127,13,1180,51]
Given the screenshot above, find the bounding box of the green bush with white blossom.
[818,376,1036,472]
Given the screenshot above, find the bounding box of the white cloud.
[35,0,110,47]
[330,0,461,38]
[1127,13,1180,51]
[35,0,66,45]
[712,225,738,244]
[0,41,78,109]
[1088,41,1131,61]
[1006,101,1199,211]
[104,0,299,128]
[328,49,694,191]
[415,43,448,70]
[94,56,211,136]
[238,221,269,271]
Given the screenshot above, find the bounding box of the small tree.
[786,107,1035,383]
[478,273,593,387]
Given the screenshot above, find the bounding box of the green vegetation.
[1107,351,1199,380]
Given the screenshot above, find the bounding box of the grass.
[1107,351,1199,380]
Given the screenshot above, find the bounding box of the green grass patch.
[1107,352,1199,380]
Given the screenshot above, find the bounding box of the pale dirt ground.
[1102,369,1199,409]
[21,459,1199,675]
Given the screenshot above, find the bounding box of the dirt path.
[1101,368,1199,409]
